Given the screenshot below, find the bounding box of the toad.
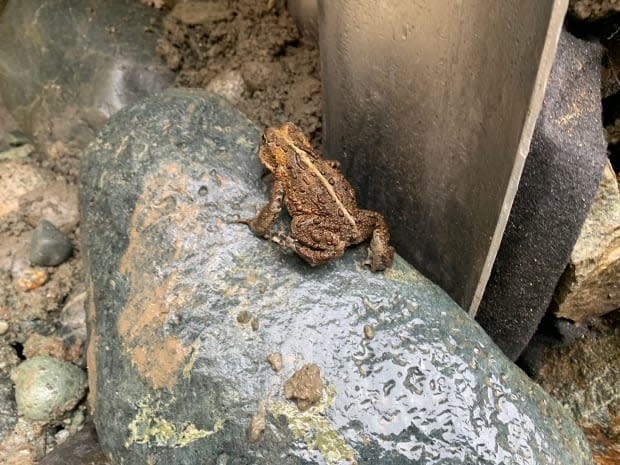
[241,122,394,271]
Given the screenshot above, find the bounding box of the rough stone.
[58,292,86,342]
[80,90,593,465]
[29,220,73,267]
[476,29,608,360]
[12,260,49,292]
[283,364,323,412]
[10,356,87,422]
[553,162,620,322]
[569,0,620,20]
[537,311,620,465]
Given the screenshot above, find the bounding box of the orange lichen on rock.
[115,163,204,391]
[129,337,188,391]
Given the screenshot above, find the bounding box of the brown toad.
[241,122,394,271]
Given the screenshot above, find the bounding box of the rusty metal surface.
[318,0,568,314]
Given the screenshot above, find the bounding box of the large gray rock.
[79,90,593,465]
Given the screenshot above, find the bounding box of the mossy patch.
[268,385,355,464]
[126,396,224,447]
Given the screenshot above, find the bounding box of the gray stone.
[80,90,593,465]
[29,220,73,267]
[10,356,87,422]
[476,29,608,360]
[0,373,17,442]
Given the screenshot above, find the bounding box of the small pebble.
[29,219,73,266]
[0,320,8,335]
[284,363,323,411]
[13,267,49,292]
[248,401,266,443]
[205,70,246,105]
[267,352,282,372]
[363,324,375,340]
[59,292,87,341]
[251,318,259,331]
[54,427,70,444]
[236,310,252,324]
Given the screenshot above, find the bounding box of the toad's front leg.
[238,177,286,237]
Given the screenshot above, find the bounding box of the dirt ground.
[155,0,322,145]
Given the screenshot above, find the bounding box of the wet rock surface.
[81,90,593,465]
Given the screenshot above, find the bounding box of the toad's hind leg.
[356,210,395,272]
[272,216,347,266]
[272,233,347,266]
